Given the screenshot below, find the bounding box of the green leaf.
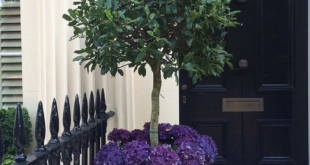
[165,5,171,13]
[116,26,123,32]
[62,14,72,21]
[112,41,121,47]
[186,38,193,47]
[118,11,126,20]
[73,56,84,61]
[176,16,184,23]
[125,25,132,30]
[144,5,150,15]
[149,13,156,20]
[91,63,97,71]
[135,52,145,63]
[101,67,110,74]
[138,39,144,47]
[170,5,177,13]
[148,49,162,58]
[227,62,234,70]
[183,52,194,63]
[118,69,124,76]
[147,31,154,36]
[174,73,179,85]
[105,10,113,19]
[138,64,147,77]
[184,62,197,72]
[131,0,141,4]
[68,21,77,26]
[195,23,202,29]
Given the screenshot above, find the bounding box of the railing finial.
[62,95,72,137]
[89,91,95,123]
[81,93,89,127]
[95,89,101,119]
[49,98,60,144]
[72,94,81,132]
[35,101,46,151]
[13,103,27,162]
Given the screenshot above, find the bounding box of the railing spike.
[13,103,27,162]
[81,93,89,127]
[0,124,4,165]
[35,101,46,151]
[62,95,72,137]
[72,94,81,132]
[95,89,101,119]
[100,88,107,116]
[89,91,95,123]
[49,98,60,144]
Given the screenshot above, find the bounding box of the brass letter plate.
[222,98,264,112]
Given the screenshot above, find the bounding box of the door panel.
[179,0,308,164]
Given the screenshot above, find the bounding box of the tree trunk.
[150,60,162,147]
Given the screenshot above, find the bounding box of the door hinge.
[183,96,186,103]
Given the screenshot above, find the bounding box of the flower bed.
[95,123,218,165]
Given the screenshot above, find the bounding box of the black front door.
[179,0,308,164]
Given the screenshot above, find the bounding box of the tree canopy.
[63,0,238,83]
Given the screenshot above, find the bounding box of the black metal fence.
[0,88,115,165]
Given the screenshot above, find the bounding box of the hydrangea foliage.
[95,123,218,165]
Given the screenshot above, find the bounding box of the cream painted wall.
[20,0,179,150]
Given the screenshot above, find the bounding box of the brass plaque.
[222,98,264,112]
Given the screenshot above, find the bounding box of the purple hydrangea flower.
[123,140,150,164]
[170,125,200,138]
[143,122,150,132]
[96,123,218,165]
[176,141,206,165]
[172,125,200,146]
[130,129,149,143]
[197,135,218,164]
[108,128,131,145]
[158,123,173,140]
[94,142,124,165]
[150,144,180,165]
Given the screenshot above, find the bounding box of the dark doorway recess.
[179,0,308,164]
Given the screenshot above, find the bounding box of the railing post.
[81,93,89,165]
[81,133,88,165]
[95,89,101,154]
[72,94,81,132]
[61,96,73,165]
[62,96,72,137]
[101,89,108,145]
[34,102,48,164]
[81,93,88,127]
[13,103,27,163]
[61,142,72,165]
[49,99,60,144]
[35,101,46,152]
[89,91,95,164]
[72,136,81,165]
[0,123,4,165]
[89,91,95,123]
[72,94,81,165]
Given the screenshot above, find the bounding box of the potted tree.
[63,0,238,164]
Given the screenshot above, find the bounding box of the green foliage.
[64,0,239,83]
[0,107,32,165]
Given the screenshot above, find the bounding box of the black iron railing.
[0,88,115,165]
